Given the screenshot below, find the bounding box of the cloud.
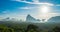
[11,0,54,6]
[11,0,60,6]
[12,0,31,3]
[19,7,34,9]
[2,10,10,14]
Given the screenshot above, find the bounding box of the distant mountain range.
[26,14,60,23]
[47,16,60,23]
[0,14,60,23]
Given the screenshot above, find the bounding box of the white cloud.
[11,0,31,3]
[2,10,10,14]
[11,0,54,6]
[19,7,34,9]
[31,0,54,6]
[11,0,22,1]
[11,0,60,6]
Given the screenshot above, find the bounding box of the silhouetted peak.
[27,14,32,17]
[6,17,10,19]
[26,14,40,22]
[27,14,33,18]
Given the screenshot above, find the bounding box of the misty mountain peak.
[48,16,60,23]
[26,14,40,22]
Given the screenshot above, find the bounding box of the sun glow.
[38,5,51,22]
[40,6,49,14]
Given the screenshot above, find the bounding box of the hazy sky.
[0,0,60,20]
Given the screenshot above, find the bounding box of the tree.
[25,24,40,32]
[53,26,60,32]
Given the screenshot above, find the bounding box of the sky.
[0,0,60,20]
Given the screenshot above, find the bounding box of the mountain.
[26,14,40,23]
[47,16,60,23]
[2,17,10,21]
